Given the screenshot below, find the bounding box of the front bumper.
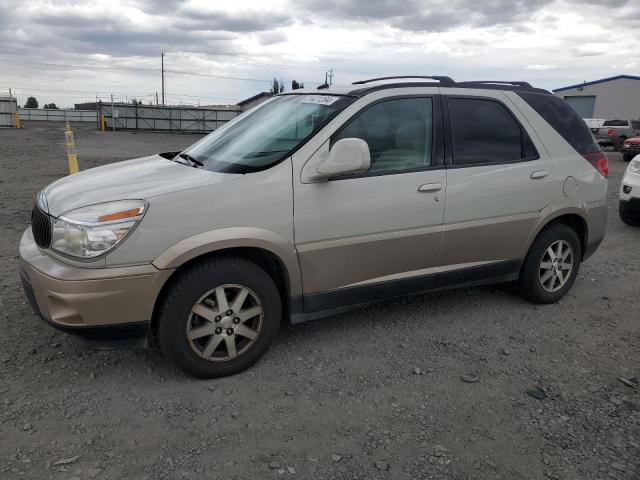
[620,169,640,202]
[619,198,640,216]
[18,228,173,339]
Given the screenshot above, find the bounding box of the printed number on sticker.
[302,96,340,106]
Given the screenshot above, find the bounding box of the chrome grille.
[31,204,51,249]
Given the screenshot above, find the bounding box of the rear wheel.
[157,256,281,378]
[519,224,581,304]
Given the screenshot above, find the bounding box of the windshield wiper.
[176,152,204,168]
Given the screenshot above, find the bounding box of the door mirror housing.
[316,138,371,179]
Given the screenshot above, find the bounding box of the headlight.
[51,200,147,259]
[629,158,640,174]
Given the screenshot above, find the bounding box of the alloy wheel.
[186,284,263,362]
[539,240,573,293]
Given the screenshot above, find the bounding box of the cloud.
[258,31,288,45]
[526,64,559,71]
[573,46,607,57]
[177,6,293,32]
[300,0,555,31]
[0,0,639,108]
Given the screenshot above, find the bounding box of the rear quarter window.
[517,92,600,154]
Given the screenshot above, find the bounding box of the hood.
[624,137,640,145]
[43,154,241,216]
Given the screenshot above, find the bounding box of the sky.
[0,0,638,108]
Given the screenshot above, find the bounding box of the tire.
[619,204,640,226]
[157,256,281,378]
[622,153,633,162]
[519,223,581,304]
[613,137,626,152]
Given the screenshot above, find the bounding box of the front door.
[293,95,446,311]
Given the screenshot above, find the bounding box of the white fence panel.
[18,108,98,123]
[0,97,17,127]
[101,104,241,133]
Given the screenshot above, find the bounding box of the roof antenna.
[317,71,330,90]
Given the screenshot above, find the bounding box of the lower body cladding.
[18,228,173,342]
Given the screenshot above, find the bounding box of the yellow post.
[64,122,79,174]
[100,113,106,131]
[14,110,20,129]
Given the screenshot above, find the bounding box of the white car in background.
[620,154,640,226]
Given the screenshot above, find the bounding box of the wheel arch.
[525,208,588,260]
[149,228,302,331]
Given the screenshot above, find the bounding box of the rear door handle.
[530,170,549,179]
[418,183,442,192]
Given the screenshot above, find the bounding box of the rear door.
[439,90,559,271]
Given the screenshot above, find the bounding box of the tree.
[270,78,280,94]
[43,103,58,109]
[24,96,38,108]
[292,80,304,90]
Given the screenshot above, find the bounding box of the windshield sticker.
[302,95,340,106]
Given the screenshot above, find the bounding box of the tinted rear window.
[517,92,600,154]
[449,98,538,166]
[602,119,629,127]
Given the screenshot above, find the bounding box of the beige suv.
[19,77,608,378]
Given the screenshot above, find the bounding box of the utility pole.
[161,52,165,106]
[111,94,115,132]
[328,67,334,86]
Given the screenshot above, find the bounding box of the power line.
[1,86,242,102]
[0,58,317,84]
[0,57,344,84]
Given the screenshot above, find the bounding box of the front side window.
[182,94,354,173]
[333,97,433,174]
[449,98,539,166]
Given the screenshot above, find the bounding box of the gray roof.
[553,75,640,93]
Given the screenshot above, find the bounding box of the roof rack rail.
[456,80,532,88]
[352,75,455,85]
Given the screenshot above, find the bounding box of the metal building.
[0,96,17,128]
[553,75,640,120]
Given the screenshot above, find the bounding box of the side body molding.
[152,227,303,296]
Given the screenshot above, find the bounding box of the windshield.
[182,94,355,173]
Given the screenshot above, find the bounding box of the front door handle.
[418,183,442,193]
[530,170,549,179]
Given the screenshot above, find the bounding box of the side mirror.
[316,138,371,178]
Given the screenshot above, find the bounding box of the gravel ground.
[1,122,639,480]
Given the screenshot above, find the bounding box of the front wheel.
[519,224,581,304]
[157,256,281,378]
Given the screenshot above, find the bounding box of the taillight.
[582,151,609,178]
[607,128,615,137]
